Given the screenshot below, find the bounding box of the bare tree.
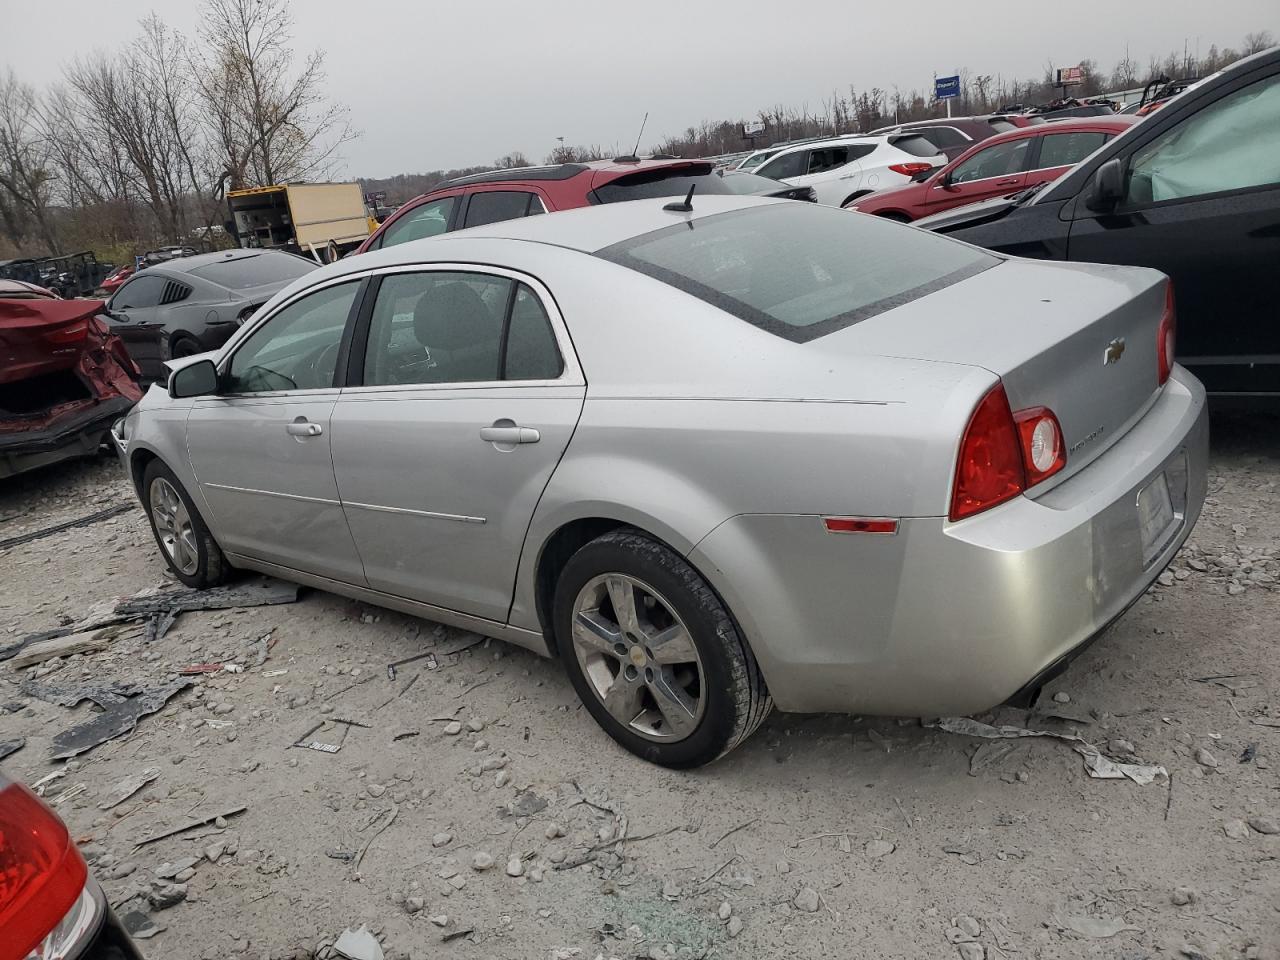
[494,152,531,169]
[0,70,60,253]
[1242,31,1274,55]
[195,0,355,195]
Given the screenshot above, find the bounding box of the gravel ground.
[1,410,1278,960]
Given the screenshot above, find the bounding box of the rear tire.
[141,460,228,589]
[553,529,772,768]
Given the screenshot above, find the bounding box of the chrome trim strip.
[203,482,339,507]
[344,500,486,524]
[223,552,551,657]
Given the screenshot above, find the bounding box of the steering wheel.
[307,339,342,385]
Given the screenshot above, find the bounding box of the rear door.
[1024,128,1113,188]
[1067,70,1280,395]
[330,267,585,622]
[916,136,1034,217]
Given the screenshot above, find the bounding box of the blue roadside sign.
[934,75,961,100]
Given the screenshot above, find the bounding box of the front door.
[331,268,584,622]
[185,278,368,583]
[918,136,1033,217]
[1067,71,1280,395]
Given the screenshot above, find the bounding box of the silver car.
[112,196,1208,768]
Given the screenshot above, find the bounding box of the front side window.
[807,147,849,174]
[112,275,165,309]
[379,197,456,248]
[1036,131,1110,169]
[361,272,562,386]
[462,191,543,229]
[757,150,807,181]
[597,203,996,343]
[1125,73,1280,205]
[950,138,1032,183]
[224,281,360,393]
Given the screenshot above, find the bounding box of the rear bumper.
[0,396,134,481]
[690,365,1209,715]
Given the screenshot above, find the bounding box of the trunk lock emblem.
[1103,338,1126,365]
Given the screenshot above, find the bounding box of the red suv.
[848,116,1136,222]
[356,158,735,253]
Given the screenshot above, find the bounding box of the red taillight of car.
[888,162,935,177]
[950,383,1026,521]
[0,778,90,959]
[1157,282,1176,386]
[1013,407,1067,486]
[951,383,1071,521]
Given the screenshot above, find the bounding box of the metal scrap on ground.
[0,738,24,760]
[50,679,193,760]
[0,502,135,551]
[7,623,142,670]
[333,924,384,960]
[20,678,145,708]
[929,717,1168,785]
[97,767,160,809]
[133,805,248,847]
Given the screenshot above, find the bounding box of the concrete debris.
[97,767,160,809]
[952,916,981,939]
[793,887,820,913]
[156,856,199,880]
[1194,747,1219,769]
[727,916,744,938]
[958,944,985,960]
[1223,819,1251,840]
[865,839,895,858]
[120,909,165,940]
[8,623,141,670]
[148,880,188,910]
[404,896,424,914]
[432,832,453,848]
[1054,914,1141,939]
[51,679,193,760]
[443,721,463,736]
[0,738,24,761]
[112,576,301,620]
[717,901,732,921]
[472,851,495,871]
[1052,691,1071,703]
[1172,887,1197,906]
[1247,816,1279,835]
[466,718,485,732]
[505,857,524,877]
[929,717,1167,785]
[333,925,384,960]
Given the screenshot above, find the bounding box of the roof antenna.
[630,112,649,160]
[663,183,696,213]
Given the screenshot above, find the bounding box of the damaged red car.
[0,286,143,480]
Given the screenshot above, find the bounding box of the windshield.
[597,203,997,343]
[737,151,775,171]
[592,165,735,204]
[189,253,317,289]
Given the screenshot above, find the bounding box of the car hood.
[914,193,1022,232]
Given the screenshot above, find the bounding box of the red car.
[99,264,134,294]
[847,116,1136,222]
[0,772,143,959]
[356,157,736,253]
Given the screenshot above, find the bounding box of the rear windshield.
[891,135,943,158]
[597,203,997,343]
[189,253,316,289]
[592,165,735,204]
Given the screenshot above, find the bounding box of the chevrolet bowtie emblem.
[1103,338,1126,365]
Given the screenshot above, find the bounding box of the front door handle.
[479,423,540,444]
[286,419,323,437]
[995,178,1021,186]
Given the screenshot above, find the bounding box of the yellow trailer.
[227,183,377,262]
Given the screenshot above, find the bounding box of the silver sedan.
[113,195,1207,767]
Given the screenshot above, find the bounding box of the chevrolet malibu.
[113,196,1207,768]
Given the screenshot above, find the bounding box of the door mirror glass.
[169,359,219,399]
[1087,157,1125,210]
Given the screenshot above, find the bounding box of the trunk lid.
[840,258,1169,487]
[0,298,107,384]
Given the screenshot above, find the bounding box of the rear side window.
[757,151,807,180]
[916,127,971,148]
[112,275,165,309]
[597,203,996,343]
[189,253,316,289]
[504,285,562,380]
[592,165,735,203]
[378,197,456,248]
[1035,131,1110,169]
[462,191,544,229]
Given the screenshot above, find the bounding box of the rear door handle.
[479,424,540,444]
[286,419,323,437]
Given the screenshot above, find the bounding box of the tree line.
[0,0,352,262]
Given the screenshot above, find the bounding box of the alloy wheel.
[149,477,199,576]
[570,573,705,742]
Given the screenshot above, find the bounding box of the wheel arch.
[840,189,875,208]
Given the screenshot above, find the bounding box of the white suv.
[752,135,946,207]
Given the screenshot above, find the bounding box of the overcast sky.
[5,1,1275,178]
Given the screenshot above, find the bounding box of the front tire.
[553,530,772,768]
[142,460,228,589]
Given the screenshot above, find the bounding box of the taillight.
[950,383,1068,521]
[1157,283,1176,386]
[1013,407,1066,485]
[888,162,934,177]
[0,778,92,960]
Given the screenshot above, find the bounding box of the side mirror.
[1087,157,1125,211]
[938,170,956,189]
[169,359,219,399]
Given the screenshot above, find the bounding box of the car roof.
[953,115,1136,152]
[438,157,710,190]
[150,249,299,276]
